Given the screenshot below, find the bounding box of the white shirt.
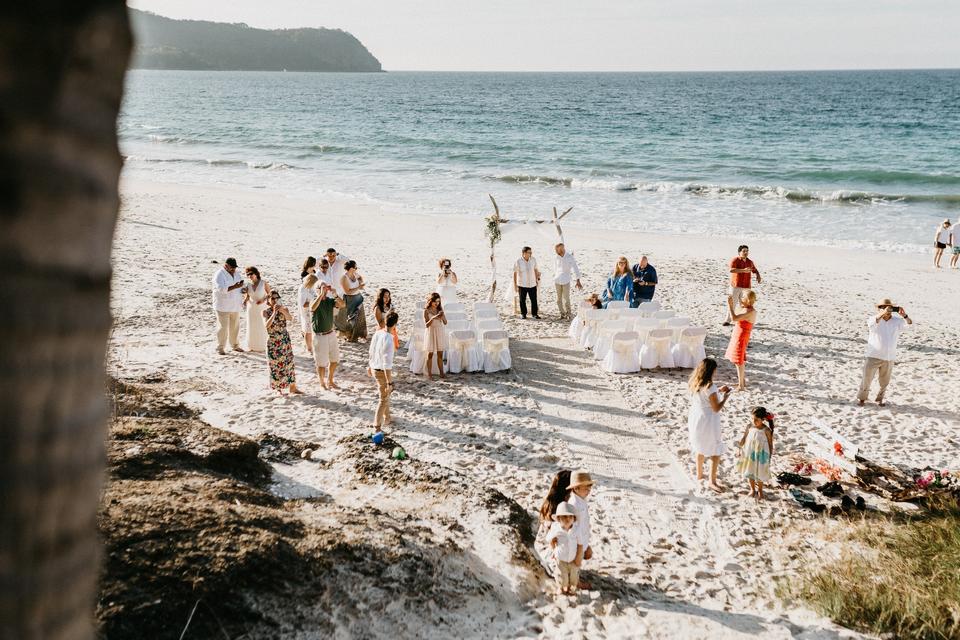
[328,257,350,295]
[315,269,334,289]
[368,329,396,370]
[545,521,579,563]
[865,315,910,361]
[297,284,316,313]
[951,223,960,243]
[567,493,590,548]
[937,226,952,244]
[514,256,539,289]
[212,267,243,313]
[554,251,582,285]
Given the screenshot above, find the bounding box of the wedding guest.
[538,469,573,529]
[951,220,960,269]
[300,256,316,280]
[934,219,952,268]
[263,291,302,395]
[586,293,603,310]
[567,470,595,587]
[688,358,731,493]
[423,292,447,380]
[725,290,758,391]
[325,248,350,295]
[545,502,580,596]
[242,266,270,353]
[631,255,658,306]
[335,260,368,342]
[211,257,245,355]
[436,258,459,306]
[374,288,400,349]
[310,283,345,390]
[601,257,632,307]
[857,298,912,407]
[315,257,334,288]
[368,311,399,430]
[736,407,775,500]
[298,274,319,353]
[553,243,582,321]
[513,246,541,319]
[724,245,761,325]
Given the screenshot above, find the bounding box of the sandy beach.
[109,177,960,638]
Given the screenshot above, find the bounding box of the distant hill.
[130,9,382,72]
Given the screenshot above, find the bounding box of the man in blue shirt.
[631,256,658,306]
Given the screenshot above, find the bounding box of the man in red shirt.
[724,245,761,325]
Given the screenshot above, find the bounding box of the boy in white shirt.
[545,502,580,595]
[566,469,595,589]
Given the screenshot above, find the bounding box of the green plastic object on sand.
[392,447,406,460]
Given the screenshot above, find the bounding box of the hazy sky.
[128,0,960,72]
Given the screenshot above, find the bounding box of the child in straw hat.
[567,470,595,586]
[545,502,580,595]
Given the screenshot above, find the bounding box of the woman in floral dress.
[263,291,302,395]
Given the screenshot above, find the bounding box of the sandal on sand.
[789,488,825,513]
[816,481,844,498]
[777,472,812,487]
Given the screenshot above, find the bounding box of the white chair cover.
[446,319,470,334]
[637,300,661,317]
[473,302,496,313]
[640,328,676,369]
[415,301,426,311]
[444,302,465,314]
[671,327,707,368]
[579,308,604,349]
[601,331,640,373]
[476,319,503,337]
[652,309,676,327]
[447,330,483,373]
[594,319,631,361]
[407,333,426,373]
[665,316,690,341]
[633,317,660,343]
[405,313,427,346]
[445,311,467,324]
[482,330,511,373]
[618,308,642,320]
[568,302,590,342]
[606,300,630,310]
[475,307,499,320]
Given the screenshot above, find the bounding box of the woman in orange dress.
[725,290,758,391]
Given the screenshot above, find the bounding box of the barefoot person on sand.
[724,245,761,325]
[934,219,952,268]
[212,257,245,355]
[951,220,960,269]
[545,502,580,596]
[553,243,582,320]
[242,266,270,353]
[725,290,758,391]
[423,292,447,380]
[736,407,774,501]
[298,275,318,353]
[263,291,302,395]
[567,470,595,588]
[688,358,731,493]
[368,311,398,430]
[310,283,345,390]
[857,298,912,407]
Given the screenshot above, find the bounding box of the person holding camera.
[436,258,459,306]
[857,298,912,407]
[368,311,399,429]
[263,291,303,395]
[212,257,245,355]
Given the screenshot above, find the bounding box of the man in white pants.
[553,242,582,320]
[857,298,912,407]
[212,257,245,355]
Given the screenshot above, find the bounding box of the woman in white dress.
[243,266,270,352]
[298,274,319,353]
[687,357,731,493]
[436,258,458,306]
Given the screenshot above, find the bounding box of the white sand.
[111,177,960,638]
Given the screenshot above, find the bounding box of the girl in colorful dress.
[725,289,758,391]
[601,257,633,307]
[736,407,774,500]
[263,291,302,395]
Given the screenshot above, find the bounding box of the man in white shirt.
[367,311,398,429]
[325,248,350,295]
[513,246,541,319]
[211,257,245,355]
[857,298,912,407]
[315,257,334,288]
[950,221,959,269]
[553,243,582,320]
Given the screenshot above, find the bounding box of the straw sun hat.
[875,297,897,309]
[554,502,577,519]
[567,470,595,490]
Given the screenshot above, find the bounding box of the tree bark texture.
[0,3,130,639]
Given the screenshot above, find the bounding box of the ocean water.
[120,70,960,252]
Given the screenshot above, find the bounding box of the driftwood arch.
[485,194,573,303]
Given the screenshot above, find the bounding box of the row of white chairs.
[599,327,707,373]
[407,301,511,374]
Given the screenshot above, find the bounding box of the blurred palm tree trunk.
[0,3,130,639]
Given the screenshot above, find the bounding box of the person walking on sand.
[212,257,245,355]
[545,502,581,596]
[934,219,952,268]
[631,255,658,306]
[242,266,270,353]
[263,291,303,395]
[724,245,761,325]
[736,407,774,500]
[857,298,912,407]
[310,282,345,390]
[513,246,541,319]
[436,258,459,306]
[602,257,633,308]
[554,243,582,320]
[950,220,960,269]
[423,292,447,380]
[725,290,758,391]
[688,358,732,493]
[567,470,595,588]
[368,311,398,430]
[298,274,318,353]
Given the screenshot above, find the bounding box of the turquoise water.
[120,69,960,251]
